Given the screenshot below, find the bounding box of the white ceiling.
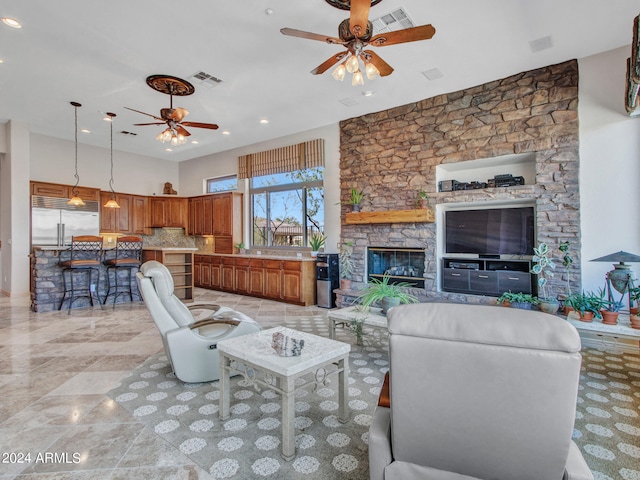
[2,0,640,162]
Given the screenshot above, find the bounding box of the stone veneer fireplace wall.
[338,60,581,304]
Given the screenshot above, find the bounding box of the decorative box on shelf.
[345,208,434,225]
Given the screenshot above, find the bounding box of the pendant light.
[103,112,120,208]
[67,101,86,206]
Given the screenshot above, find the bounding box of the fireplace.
[367,247,425,289]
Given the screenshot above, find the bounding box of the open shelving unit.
[142,249,194,301]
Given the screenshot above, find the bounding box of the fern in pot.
[339,241,355,290]
[356,274,418,315]
[308,232,326,257]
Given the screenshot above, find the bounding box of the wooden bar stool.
[59,235,104,313]
[102,236,143,306]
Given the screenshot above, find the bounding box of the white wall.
[30,133,179,196]
[178,124,342,253]
[579,46,640,293]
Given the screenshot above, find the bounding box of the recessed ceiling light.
[2,17,22,29]
[191,140,199,144]
[259,119,269,124]
[222,130,231,135]
[0,58,4,64]
[165,148,173,152]
[80,129,90,133]
[265,8,274,15]
[362,91,374,97]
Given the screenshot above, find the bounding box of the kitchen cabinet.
[150,197,188,228]
[188,197,204,235]
[31,181,100,201]
[212,193,243,253]
[193,254,315,306]
[143,249,194,301]
[100,191,132,234]
[131,195,149,235]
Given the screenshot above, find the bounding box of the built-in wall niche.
[435,153,536,191]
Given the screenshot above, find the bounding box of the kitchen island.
[30,246,196,312]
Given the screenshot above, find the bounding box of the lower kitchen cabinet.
[193,255,315,306]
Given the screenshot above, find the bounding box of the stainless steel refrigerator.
[31,195,100,246]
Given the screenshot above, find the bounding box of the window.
[251,167,324,248]
[206,174,237,193]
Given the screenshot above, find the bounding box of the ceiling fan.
[280,0,436,85]
[126,75,218,146]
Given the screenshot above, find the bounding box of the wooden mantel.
[345,208,435,225]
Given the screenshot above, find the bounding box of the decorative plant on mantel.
[415,189,430,209]
[530,242,559,314]
[347,188,365,212]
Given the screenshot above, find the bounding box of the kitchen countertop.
[142,247,198,251]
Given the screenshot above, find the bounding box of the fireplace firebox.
[367,247,425,289]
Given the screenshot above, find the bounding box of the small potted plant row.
[497,292,539,310]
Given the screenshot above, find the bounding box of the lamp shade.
[590,251,640,263]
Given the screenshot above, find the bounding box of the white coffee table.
[327,305,388,339]
[217,326,351,461]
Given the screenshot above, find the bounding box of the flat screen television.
[445,207,535,256]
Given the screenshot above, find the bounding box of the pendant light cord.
[72,104,80,194]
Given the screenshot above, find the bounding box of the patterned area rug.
[573,348,640,480]
[108,317,640,479]
[108,317,388,479]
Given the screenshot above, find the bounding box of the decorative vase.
[352,204,361,212]
[311,251,318,258]
[630,314,640,329]
[340,278,352,290]
[539,299,560,315]
[381,297,400,315]
[577,311,594,322]
[600,310,619,325]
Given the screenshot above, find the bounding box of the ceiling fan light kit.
[127,75,218,147]
[281,0,435,85]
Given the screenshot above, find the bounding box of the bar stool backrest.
[66,235,103,266]
[114,236,143,264]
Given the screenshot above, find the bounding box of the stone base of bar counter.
[30,248,142,313]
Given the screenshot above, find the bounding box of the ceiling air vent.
[119,130,138,136]
[189,71,223,88]
[339,97,358,107]
[371,7,415,35]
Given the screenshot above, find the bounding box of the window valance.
[238,138,324,179]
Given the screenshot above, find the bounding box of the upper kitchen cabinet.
[131,195,150,235]
[149,197,188,228]
[213,193,242,253]
[31,181,100,201]
[100,191,133,233]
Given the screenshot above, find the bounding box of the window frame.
[205,174,238,193]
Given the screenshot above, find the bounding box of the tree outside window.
[251,167,324,248]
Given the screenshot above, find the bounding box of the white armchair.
[369,302,593,480]
[136,260,261,383]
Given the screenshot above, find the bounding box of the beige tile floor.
[0,289,328,479]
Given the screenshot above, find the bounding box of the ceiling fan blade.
[181,121,219,130]
[370,24,436,46]
[133,122,166,126]
[124,106,164,121]
[170,107,189,122]
[349,0,371,38]
[175,125,191,137]
[311,52,349,75]
[280,27,343,44]
[362,50,394,76]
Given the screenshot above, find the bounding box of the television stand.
[441,258,534,297]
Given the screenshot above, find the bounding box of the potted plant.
[558,241,574,314]
[629,286,640,315]
[308,232,326,257]
[339,241,355,290]
[415,189,430,209]
[235,242,247,255]
[356,274,419,315]
[497,291,539,310]
[600,297,624,325]
[566,291,605,322]
[530,242,559,314]
[347,188,365,212]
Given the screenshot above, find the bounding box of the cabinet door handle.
[451,273,461,277]
[508,277,520,280]
[478,275,489,279]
